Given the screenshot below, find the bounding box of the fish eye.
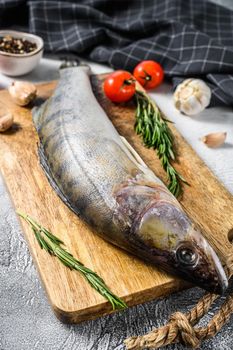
[176,246,198,266]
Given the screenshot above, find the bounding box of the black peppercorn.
[0,36,37,54]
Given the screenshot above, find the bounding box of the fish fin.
[120,136,166,186]
[38,144,81,217]
[120,136,148,169]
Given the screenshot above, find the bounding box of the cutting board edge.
[51,279,190,324]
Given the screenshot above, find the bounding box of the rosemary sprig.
[134,89,187,197]
[17,211,127,311]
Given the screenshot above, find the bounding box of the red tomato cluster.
[103,60,164,103]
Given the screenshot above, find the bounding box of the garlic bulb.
[8,81,37,106]
[173,79,211,116]
[201,132,227,148]
[0,112,14,132]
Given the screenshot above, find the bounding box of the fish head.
[136,200,228,294]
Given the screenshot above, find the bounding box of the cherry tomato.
[103,70,136,103]
[133,60,164,89]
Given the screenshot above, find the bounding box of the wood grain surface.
[0,74,232,324]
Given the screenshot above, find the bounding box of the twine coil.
[125,256,233,350]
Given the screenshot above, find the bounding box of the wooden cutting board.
[0,74,233,324]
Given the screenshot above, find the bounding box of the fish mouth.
[204,243,228,294]
[170,244,228,294]
[181,231,229,295]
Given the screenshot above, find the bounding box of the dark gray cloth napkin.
[1,0,233,106]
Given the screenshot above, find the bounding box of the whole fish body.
[33,66,228,294]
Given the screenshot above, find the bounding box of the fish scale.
[33,65,228,294]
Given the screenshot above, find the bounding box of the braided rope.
[125,278,233,350]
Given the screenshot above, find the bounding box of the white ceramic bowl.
[0,30,44,76]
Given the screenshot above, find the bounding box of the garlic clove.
[201,132,227,148]
[173,78,211,116]
[180,94,203,115]
[179,85,194,100]
[0,112,14,132]
[189,79,210,95]
[195,89,210,108]
[8,81,37,106]
[199,93,211,108]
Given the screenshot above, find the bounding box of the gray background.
[0,0,233,349]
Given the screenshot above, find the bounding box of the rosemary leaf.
[17,211,127,311]
[134,89,188,197]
